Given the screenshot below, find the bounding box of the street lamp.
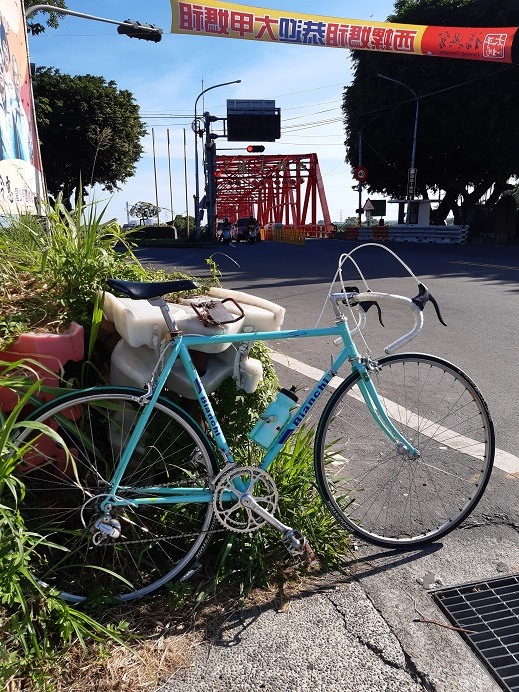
[193,80,241,238]
[377,74,419,202]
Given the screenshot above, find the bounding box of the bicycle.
[12,244,495,603]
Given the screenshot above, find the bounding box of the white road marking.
[269,350,519,476]
[452,261,519,272]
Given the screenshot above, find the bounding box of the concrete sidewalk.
[159,519,519,692]
[160,580,423,692]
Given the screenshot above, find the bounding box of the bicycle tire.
[314,353,494,548]
[13,386,219,603]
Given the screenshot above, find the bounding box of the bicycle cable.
[314,242,423,356]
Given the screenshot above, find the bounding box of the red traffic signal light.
[246,145,265,153]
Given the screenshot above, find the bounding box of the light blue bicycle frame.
[101,314,418,511]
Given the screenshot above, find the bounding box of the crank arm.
[240,494,319,567]
[240,493,291,533]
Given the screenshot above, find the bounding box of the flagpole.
[151,128,160,225]
[167,128,176,238]
[183,128,189,236]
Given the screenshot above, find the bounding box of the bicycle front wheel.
[314,354,494,548]
[14,387,219,602]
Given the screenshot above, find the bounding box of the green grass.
[0,364,132,690]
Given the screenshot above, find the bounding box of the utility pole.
[203,112,219,241]
[378,74,419,223]
[357,132,363,227]
[192,80,241,239]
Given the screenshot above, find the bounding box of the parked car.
[235,216,259,242]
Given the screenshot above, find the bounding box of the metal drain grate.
[432,574,519,692]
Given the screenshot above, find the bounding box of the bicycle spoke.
[315,354,494,547]
[14,389,218,602]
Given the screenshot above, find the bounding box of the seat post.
[148,297,180,334]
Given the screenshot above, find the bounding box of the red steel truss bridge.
[215,153,333,233]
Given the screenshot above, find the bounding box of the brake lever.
[360,300,384,327]
[412,283,447,326]
[343,286,384,327]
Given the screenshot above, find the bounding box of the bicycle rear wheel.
[13,387,219,602]
[314,354,494,548]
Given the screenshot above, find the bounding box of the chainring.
[212,466,278,533]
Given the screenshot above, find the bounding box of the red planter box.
[0,322,84,413]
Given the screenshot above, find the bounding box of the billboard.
[0,0,43,216]
[226,99,281,141]
[171,1,518,64]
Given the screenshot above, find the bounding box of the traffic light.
[117,20,163,42]
[246,145,265,153]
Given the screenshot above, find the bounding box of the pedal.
[282,529,320,570]
[282,528,305,555]
[303,540,320,571]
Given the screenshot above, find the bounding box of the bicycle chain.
[90,480,229,547]
[98,524,229,547]
[93,466,276,546]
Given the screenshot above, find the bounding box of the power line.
[347,63,519,121]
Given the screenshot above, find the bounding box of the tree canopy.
[33,67,146,205]
[130,202,160,223]
[343,0,519,222]
[24,1,68,35]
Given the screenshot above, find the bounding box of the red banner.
[170,1,518,63]
[422,25,516,62]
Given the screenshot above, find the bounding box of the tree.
[24,0,68,35]
[129,202,159,224]
[172,214,195,238]
[33,67,146,206]
[343,0,519,223]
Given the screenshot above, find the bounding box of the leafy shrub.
[0,197,221,353]
[0,200,144,350]
[209,340,280,456]
[0,364,128,689]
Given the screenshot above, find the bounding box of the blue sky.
[28,1,397,225]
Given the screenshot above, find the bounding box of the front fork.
[355,356,420,458]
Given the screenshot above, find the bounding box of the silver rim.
[315,355,494,547]
[15,389,217,602]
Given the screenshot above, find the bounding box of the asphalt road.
[136,240,518,457]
